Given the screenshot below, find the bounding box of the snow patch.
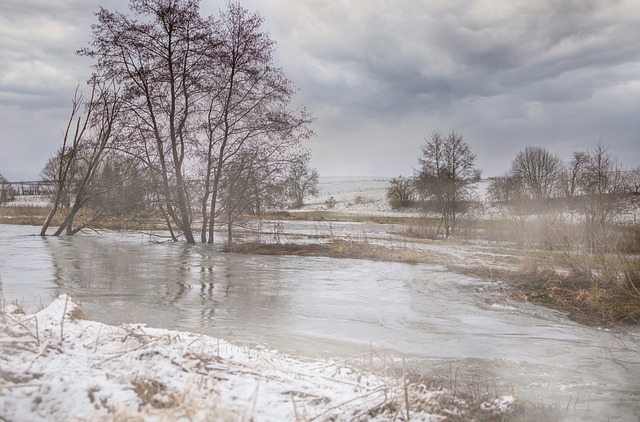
[1,295,516,421]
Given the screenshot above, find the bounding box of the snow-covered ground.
[1,195,50,208]
[297,177,410,217]
[297,177,492,217]
[0,295,515,421]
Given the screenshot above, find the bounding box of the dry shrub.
[132,378,176,409]
[403,220,440,239]
[456,251,640,326]
[0,205,50,225]
[518,255,640,325]
[361,362,559,422]
[69,306,88,321]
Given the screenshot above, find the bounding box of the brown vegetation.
[0,205,51,225]
[455,254,640,326]
[224,239,424,264]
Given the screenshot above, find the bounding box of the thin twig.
[35,317,40,347]
[94,323,103,353]
[291,392,300,422]
[0,383,43,390]
[60,295,69,345]
[403,358,410,421]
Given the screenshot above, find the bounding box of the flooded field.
[1,224,639,420]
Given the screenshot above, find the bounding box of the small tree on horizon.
[509,146,563,202]
[386,176,414,209]
[415,131,478,238]
[286,160,319,209]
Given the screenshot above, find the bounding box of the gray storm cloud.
[1,0,638,179]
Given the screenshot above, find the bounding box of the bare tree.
[70,0,312,243]
[624,166,640,195]
[575,144,627,251]
[200,2,313,243]
[509,146,563,201]
[0,174,15,205]
[415,131,477,238]
[286,160,319,209]
[562,151,589,198]
[41,86,94,236]
[80,0,218,243]
[41,80,124,236]
[386,176,414,209]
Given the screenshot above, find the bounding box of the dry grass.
[224,239,425,264]
[0,205,50,225]
[455,254,640,327]
[344,350,560,422]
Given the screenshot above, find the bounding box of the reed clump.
[458,253,640,327]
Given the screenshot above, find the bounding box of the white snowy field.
[297,177,409,217]
[299,177,639,224]
[1,195,50,208]
[297,177,492,217]
[0,295,516,422]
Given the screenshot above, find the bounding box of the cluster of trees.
[488,144,637,251]
[40,0,315,243]
[388,133,638,250]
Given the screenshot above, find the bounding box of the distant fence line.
[1,181,56,196]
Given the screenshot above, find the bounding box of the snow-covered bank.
[1,295,516,421]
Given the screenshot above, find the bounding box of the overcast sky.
[1,0,638,181]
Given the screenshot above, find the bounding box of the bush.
[325,196,336,209]
[386,177,414,209]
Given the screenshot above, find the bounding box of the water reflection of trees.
[43,234,290,331]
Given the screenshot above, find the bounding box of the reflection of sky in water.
[1,224,639,421]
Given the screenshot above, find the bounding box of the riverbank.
[1,295,539,421]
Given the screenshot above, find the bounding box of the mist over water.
[1,224,639,421]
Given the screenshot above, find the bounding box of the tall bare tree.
[199,2,313,243]
[80,0,218,243]
[415,131,477,238]
[576,144,626,251]
[562,151,589,199]
[71,0,312,243]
